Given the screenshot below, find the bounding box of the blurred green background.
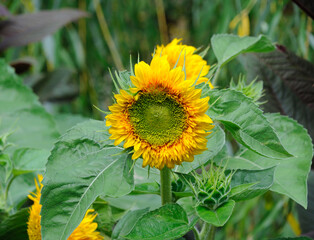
[2,0,313,120]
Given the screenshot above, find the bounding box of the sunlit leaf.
[211,34,274,67]
[220,114,313,208]
[41,120,134,240]
[207,89,292,159]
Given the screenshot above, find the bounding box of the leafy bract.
[41,120,134,240]
[174,124,225,173]
[211,34,275,67]
[196,200,235,227]
[207,89,292,159]
[124,204,196,240]
[219,114,313,208]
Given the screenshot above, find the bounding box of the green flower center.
[128,92,187,146]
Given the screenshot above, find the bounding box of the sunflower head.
[27,175,103,240]
[155,38,213,87]
[106,55,214,170]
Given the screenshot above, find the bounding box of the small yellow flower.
[106,55,214,170]
[27,175,103,240]
[155,38,213,88]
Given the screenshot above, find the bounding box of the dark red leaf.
[292,0,314,19]
[0,4,11,18]
[0,9,88,51]
[241,49,314,147]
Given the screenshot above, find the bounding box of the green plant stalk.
[206,225,216,240]
[93,0,124,70]
[160,167,172,205]
[200,223,216,240]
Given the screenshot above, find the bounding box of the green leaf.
[0,208,29,240]
[7,173,37,210]
[41,120,134,240]
[207,89,292,159]
[134,182,160,194]
[112,208,150,240]
[54,113,89,134]
[103,194,161,212]
[125,203,194,240]
[211,34,275,67]
[0,153,12,183]
[12,148,50,175]
[174,124,225,173]
[196,200,235,227]
[230,167,275,201]
[58,119,110,145]
[221,114,313,208]
[0,60,59,151]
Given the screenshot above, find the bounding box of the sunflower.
[106,55,214,169]
[27,175,103,240]
[155,38,213,88]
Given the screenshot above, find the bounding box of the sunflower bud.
[188,164,233,211]
[230,75,264,105]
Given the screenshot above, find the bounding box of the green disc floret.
[128,92,186,146]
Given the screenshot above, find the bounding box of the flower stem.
[160,166,172,205]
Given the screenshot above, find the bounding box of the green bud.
[188,163,233,210]
[230,74,265,105]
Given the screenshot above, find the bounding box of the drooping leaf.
[41,120,134,240]
[174,124,225,173]
[125,203,196,240]
[1,107,60,150]
[242,48,314,145]
[0,208,29,240]
[7,173,37,210]
[0,9,88,50]
[112,208,150,240]
[0,60,59,151]
[207,89,292,159]
[230,167,275,201]
[196,200,235,227]
[211,34,274,67]
[219,114,313,208]
[12,148,50,175]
